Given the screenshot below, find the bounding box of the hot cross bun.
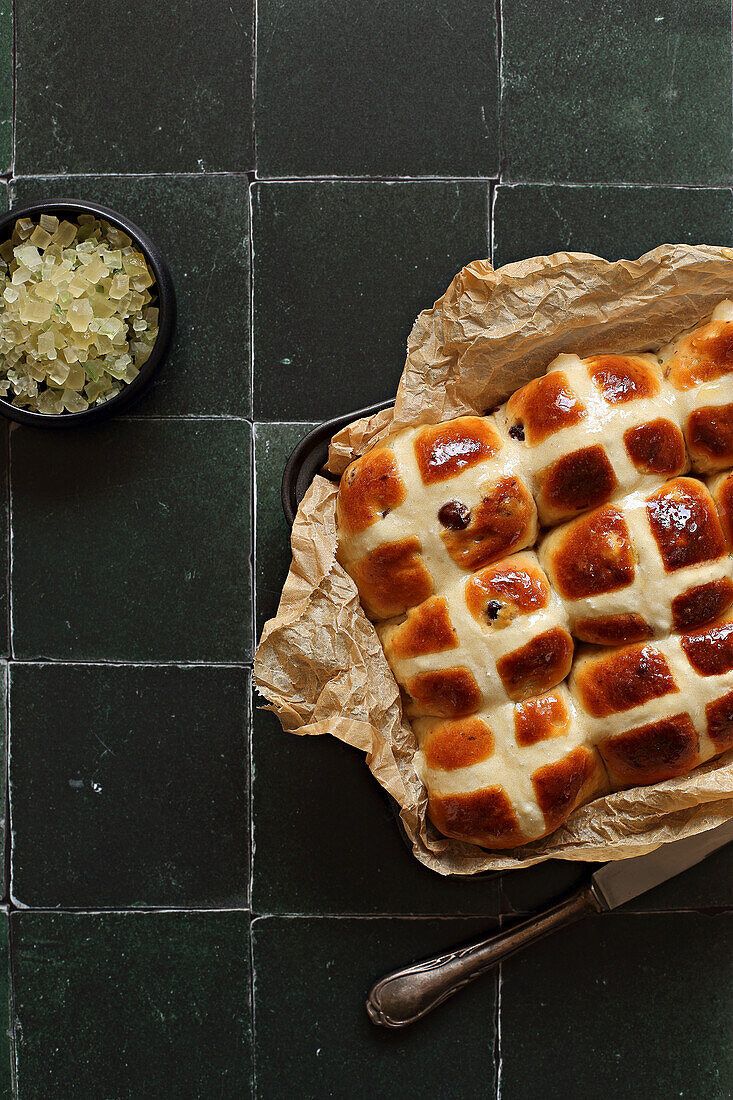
[659,300,733,473]
[377,552,573,717]
[497,352,687,525]
[337,416,537,620]
[540,477,733,643]
[413,685,608,848]
[570,618,733,788]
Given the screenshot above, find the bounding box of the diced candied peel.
[15,219,34,240]
[29,226,52,249]
[37,330,56,359]
[0,214,159,413]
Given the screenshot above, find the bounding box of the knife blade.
[590,814,733,910]
[367,817,733,1029]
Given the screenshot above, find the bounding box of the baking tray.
[280,399,501,878]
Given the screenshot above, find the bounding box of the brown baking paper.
[255,244,733,874]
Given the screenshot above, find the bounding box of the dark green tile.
[12,911,251,1099]
[256,0,499,177]
[9,664,249,908]
[0,670,6,901]
[0,913,10,1099]
[253,916,497,1099]
[252,705,500,916]
[252,182,489,420]
[0,186,9,660]
[493,184,733,268]
[11,176,251,417]
[0,3,10,173]
[255,421,317,636]
[502,0,733,184]
[500,913,733,1100]
[11,420,251,661]
[15,0,253,172]
[0,423,8,662]
[500,858,591,916]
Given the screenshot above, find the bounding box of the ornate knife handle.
[366,884,602,1029]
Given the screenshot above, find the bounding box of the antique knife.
[366,817,733,1029]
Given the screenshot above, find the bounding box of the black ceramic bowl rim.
[0,198,176,427]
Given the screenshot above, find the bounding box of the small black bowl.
[0,198,176,427]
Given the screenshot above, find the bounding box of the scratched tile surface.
[1,0,732,1095]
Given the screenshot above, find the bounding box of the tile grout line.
[494,0,505,187]
[487,180,733,192]
[12,172,257,181]
[252,0,259,179]
[3,662,9,908]
[5,412,12,949]
[252,424,260,635]
[248,162,257,714]
[243,178,733,190]
[12,172,733,190]
[247,302,257,1095]
[0,906,727,918]
[249,920,258,1100]
[6,906,252,916]
[247,414,256,688]
[490,0,503,277]
[490,181,498,267]
[247,417,256,915]
[254,177,733,190]
[5,425,9,665]
[4,395,19,1100]
[110,415,255,422]
[4,659,256,668]
[6,899,17,1098]
[239,907,733,919]
[249,180,255,442]
[8,0,16,181]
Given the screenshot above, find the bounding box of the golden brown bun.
[498,352,687,525]
[336,417,538,621]
[659,301,733,473]
[541,477,733,643]
[413,686,608,849]
[570,617,733,788]
[378,552,573,717]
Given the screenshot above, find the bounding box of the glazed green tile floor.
[0,0,730,1096]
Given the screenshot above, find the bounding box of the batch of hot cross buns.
[336,299,733,850]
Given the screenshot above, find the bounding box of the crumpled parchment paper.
[255,244,733,874]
